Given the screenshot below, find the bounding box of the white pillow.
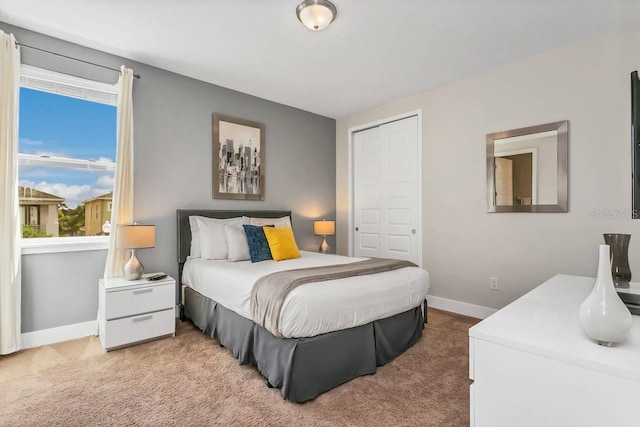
[249,216,291,228]
[188,216,202,258]
[224,225,250,262]
[194,216,249,260]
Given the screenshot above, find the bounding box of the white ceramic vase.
[579,244,632,346]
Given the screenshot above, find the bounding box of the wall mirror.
[631,71,640,218]
[486,120,568,213]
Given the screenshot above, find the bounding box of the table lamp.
[117,224,155,280]
[313,220,335,254]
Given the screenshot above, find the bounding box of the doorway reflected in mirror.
[487,121,568,213]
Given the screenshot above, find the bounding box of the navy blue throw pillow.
[243,224,274,263]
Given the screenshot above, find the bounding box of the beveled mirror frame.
[487,120,568,213]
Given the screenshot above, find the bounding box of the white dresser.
[98,274,175,351]
[469,274,640,427]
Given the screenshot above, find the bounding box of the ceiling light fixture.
[296,0,337,31]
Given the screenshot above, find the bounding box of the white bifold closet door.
[353,115,420,264]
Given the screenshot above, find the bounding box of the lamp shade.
[313,220,335,236]
[116,224,155,249]
[296,0,337,31]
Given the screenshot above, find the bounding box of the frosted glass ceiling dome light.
[296,0,337,31]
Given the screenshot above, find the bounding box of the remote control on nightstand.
[147,273,168,281]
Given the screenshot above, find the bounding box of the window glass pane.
[19,165,114,208]
[18,86,116,239]
[18,87,116,162]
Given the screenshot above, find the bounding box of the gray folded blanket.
[251,258,417,337]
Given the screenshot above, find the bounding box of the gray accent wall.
[3,22,336,333]
[21,250,106,332]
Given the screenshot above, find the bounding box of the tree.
[59,204,86,237]
[22,224,51,238]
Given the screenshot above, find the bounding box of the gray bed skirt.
[182,286,425,403]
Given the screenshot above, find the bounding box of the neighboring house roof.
[84,192,113,203]
[18,186,65,203]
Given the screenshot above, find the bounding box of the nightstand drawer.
[105,283,174,320]
[103,308,175,349]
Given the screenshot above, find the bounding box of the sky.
[18,87,117,208]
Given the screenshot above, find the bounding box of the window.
[18,65,117,250]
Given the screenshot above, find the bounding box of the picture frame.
[212,114,265,200]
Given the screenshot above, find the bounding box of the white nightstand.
[98,273,175,351]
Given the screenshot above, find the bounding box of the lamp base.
[319,236,330,254]
[124,249,144,280]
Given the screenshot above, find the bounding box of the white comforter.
[182,251,430,338]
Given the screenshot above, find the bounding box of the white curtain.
[0,31,21,355]
[104,66,134,278]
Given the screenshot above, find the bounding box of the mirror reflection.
[487,121,568,213]
[494,130,558,206]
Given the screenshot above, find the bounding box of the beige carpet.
[0,308,479,427]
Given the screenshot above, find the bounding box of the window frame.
[18,65,118,255]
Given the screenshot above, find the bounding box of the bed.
[177,209,430,403]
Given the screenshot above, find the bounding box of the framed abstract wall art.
[212,114,265,200]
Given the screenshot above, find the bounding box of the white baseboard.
[21,320,97,350]
[19,299,491,350]
[427,295,497,319]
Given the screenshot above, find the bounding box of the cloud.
[96,156,114,163]
[18,139,67,157]
[19,138,44,146]
[19,173,115,208]
[33,150,63,157]
[95,174,115,188]
[19,180,91,207]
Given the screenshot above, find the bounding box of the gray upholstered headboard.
[176,209,292,265]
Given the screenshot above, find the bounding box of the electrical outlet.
[489,277,499,290]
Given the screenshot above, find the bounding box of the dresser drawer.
[103,308,175,350]
[105,282,174,320]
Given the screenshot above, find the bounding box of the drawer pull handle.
[132,315,153,323]
[133,288,153,295]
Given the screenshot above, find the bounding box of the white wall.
[337,24,640,310]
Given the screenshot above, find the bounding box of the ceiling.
[1,1,639,119]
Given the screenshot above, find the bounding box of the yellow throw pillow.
[263,226,301,261]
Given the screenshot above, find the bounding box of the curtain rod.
[15,42,141,79]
